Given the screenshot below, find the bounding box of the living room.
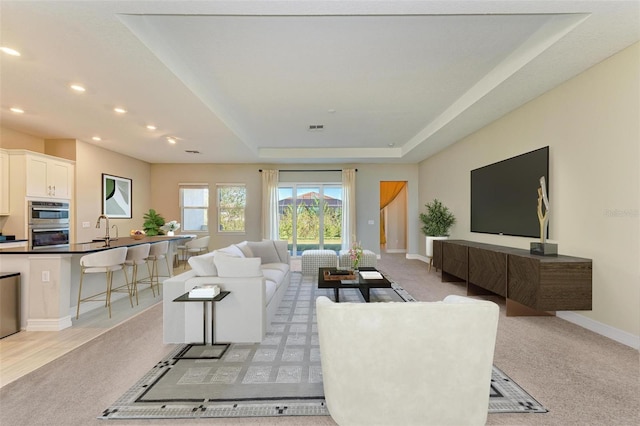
[0,1,638,425]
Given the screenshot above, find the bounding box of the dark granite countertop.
[0,239,27,244]
[0,235,190,254]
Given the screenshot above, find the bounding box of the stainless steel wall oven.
[28,201,70,249]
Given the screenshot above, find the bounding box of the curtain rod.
[259,169,357,172]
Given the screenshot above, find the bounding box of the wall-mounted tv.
[471,146,549,238]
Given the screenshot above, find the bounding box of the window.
[278,183,342,255]
[180,184,209,232]
[217,184,246,233]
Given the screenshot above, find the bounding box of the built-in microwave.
[28,201,70,225]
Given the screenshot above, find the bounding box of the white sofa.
[316,295,499,426]
[163,239,290,344]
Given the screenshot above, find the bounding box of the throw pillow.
[188,254,218,276]
[270,239,289,263]
[214,256,262,277]
[217,244,245,258]
[247,240,281,264]
[235,241,254,258]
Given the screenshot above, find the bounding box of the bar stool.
[76,247,128,319]
[123,243,150,305]
[174,235,196,267]
[183,236,210,269]
[145,241,171,296]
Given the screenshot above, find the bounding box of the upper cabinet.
[9,150,75,200]
[25,154,72,199]
[0,149,9,214]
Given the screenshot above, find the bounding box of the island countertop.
[0,235,191,254]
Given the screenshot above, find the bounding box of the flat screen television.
[471,146,549,238]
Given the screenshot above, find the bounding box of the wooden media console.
[432,240,592,316]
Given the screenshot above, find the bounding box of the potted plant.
[420,199,456,258]
[143,209,166,236]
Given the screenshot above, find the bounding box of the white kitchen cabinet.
[25,154,72,199]
[0,149,9,214]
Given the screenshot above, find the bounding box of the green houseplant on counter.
[420,199,455,259]
[143,209,166,236]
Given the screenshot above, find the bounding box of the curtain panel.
[379,181,406,245]
[261,169,279,240]
[341,169,357,250]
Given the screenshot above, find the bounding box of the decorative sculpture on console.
[530,176,557,256]
[537,176,550,244]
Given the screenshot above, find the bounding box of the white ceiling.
[1,1,638,164]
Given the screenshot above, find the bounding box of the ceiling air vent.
[308,124,324,131]
[185,150,200,154]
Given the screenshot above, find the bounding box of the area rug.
[101,272,547,420]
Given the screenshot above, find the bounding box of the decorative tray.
[323,270,357,281]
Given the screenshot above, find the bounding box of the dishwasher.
[0,272,20,338]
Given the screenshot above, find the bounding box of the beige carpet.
[0,253,638,425]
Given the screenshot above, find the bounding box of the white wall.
[150,163,420,255]
[74,141,151,243]
[419,42,640,342]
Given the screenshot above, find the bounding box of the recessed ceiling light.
[92,136,102,141]
[0,47,20,56]
[70,84,86,92]
[10,107,24,114]
[146,125,157,130]
[167,137,177,144]
[114,107,127,114]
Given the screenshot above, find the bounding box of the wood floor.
[0,266,181,388]
[0,260,304,389]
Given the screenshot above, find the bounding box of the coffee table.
[318,266,392,302]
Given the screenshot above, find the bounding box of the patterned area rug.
[101,272,547,419]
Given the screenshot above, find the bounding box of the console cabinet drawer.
[469,247,507,297]
[442,242,467,281]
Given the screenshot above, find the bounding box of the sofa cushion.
[261,268,286,288]
[265,279,277,305]
[214,256,262,277]
[188,252,218,276]
[261,263,290,274]
[247,240,281,264]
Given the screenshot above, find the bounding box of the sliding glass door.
[278,184,342,255]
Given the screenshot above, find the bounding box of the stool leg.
[76,270,85,319]
[106,270,113,318]
[132,264,139,305]
[165,255,172,279]
[122,266,134,308]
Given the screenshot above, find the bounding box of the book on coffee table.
[359,271,384,280]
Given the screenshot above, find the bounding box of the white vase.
[426,236,448,258]
[167,231,175,236]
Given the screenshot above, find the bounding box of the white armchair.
[316,295,499,426]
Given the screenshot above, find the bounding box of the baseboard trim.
[406,253,429,262]
[385,249,406,254]
[27,316,72,331]
[405,252,639,350]
[557,311,640,349]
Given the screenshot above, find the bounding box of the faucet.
[96,214,110,242]
[111,224,119,239]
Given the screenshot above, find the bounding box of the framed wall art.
[102,173,132,218]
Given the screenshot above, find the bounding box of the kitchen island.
[0,235,190,331]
